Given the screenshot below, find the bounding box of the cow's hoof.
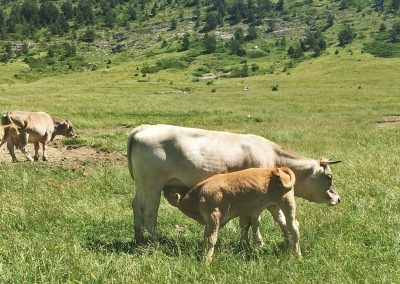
[34,157,39,162]
[43,157,48,162]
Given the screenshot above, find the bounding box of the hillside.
[0,0,400,82]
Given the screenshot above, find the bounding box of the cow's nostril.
[337,198,341,204]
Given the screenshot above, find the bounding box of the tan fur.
[0,124,20,149]
[1,111,77,162]
[164,167,301,262]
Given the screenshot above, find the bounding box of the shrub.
[338,26,356,46]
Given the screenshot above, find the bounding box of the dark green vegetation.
[0,0,400,283]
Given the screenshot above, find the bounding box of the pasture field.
[0,44,400,283]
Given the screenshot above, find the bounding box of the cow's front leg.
[267,205,290,246]
[42,142,48,161]
[34,142,40,161]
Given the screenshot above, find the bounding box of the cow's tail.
[275,167,296,190]
[127,125,149,181]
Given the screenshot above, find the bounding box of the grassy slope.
[1,13,400,284]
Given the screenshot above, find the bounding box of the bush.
[338,26,356,46]
[363,41,400,57]
[246,49,268,58]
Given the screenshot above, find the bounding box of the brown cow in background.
[1,111,77,162]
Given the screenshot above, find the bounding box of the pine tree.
[61,1,74,20]
[180,33,190,51]
[203,33,217,53]
[204,12,218,32]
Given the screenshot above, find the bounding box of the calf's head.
[298,158,341,206]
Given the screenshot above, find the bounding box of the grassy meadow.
[0,42,400,283]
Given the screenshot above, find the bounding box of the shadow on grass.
[85,235,291,261]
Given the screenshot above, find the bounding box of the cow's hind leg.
[19,133,33,162]
[34,142,40,161]
[134,180,164,243]
[132,189,145,244]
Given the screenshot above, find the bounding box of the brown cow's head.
[298,158,341,205]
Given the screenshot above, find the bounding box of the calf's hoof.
[43,157,48,162]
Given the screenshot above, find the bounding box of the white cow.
[127,124,341,243]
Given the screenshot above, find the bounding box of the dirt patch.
[0,136,126,174]
[376,116,400,127]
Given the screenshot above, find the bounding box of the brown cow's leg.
[239,215,251,249]
[34,142,40,161]
[251,213,265,247]
[6,140,18,162]
[204,208,221,262]
[42,143,48,161]
[19,133,33,162]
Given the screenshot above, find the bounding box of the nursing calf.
[164,167,299,261]
[1,111,78,162]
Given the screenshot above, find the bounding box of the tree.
[151,3,157,17]
[180,33,190,51]
[170,19,177,30]
[246,26,258,41]
[104,9,116,28]
[287,44,303,59]
[127,4,137,21]
[21,0,40,26]
[339,0,348,10]
[391,0,400,11]
[61,1,74,20]
[0,10,5,38]
[338,26,356,46]
[389,22,400,42]
[276,0,284,11]
[39,1,60,26]
[76,0,94,25]
[324,13,334,30]
[80,28,95,42]
[374,0,384,11]
[229,39,245,56]
[203,33,217,53]
[234,27,244,43]
[204,12,218,32]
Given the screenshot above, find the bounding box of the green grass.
[0,40,400,283]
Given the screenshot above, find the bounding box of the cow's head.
[58,120,78,138]
[298,158,341,205]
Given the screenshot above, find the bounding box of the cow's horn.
[321,159,342,166]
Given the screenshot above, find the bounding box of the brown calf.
[0,124,20,150]
[164,167,300,262]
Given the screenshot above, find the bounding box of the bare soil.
[0,136,126,174]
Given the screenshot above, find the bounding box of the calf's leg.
[251,213,265,247]
[6,140,18,162]
[239,215,251,248]
[132,189,145,244]
[204,209,221,262]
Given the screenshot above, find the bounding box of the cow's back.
[128,124,278,189]
[2,111,54,137]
